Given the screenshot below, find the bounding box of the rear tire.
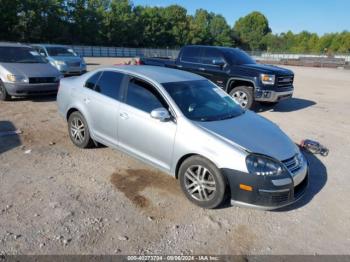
[178,156,227,209]
[0,81,11,101]
[229,86,254,109]
[68,111,94,148]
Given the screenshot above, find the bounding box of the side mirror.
[150,107,171,122]
[212,59,225,68]
[40,52,46,57]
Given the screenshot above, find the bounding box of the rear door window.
[125,77,167,113]
[95,71,125,100]
[85,71,124,100]
[85,72,102,90]
[181,47,202,63]
[202,48,225,65]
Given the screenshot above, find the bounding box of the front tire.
[68,111,94,148]
[229,86,254,109]
[179,156,226,209]
[0,81,11,101]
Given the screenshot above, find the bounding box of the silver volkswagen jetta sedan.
[57,66,308,209]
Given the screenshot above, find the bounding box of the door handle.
[176,64,183,68]
[198,67,205,71]
[83,98,90,104]
[120,112,129,120]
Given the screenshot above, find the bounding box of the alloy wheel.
[184,165,217,201]
[232,90,248,108]
[70,117,85,143]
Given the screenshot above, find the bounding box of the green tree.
[162,5,190,47]
[104,0,137,46]
[208,14,232,46]
[233,11,271,50]
[66,0,109,44]
[188,9,211,45]
[0,0,21,41]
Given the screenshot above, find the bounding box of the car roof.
[32,44,69,48]
[185,45,241,52]
[0,42,31,48]
[101,65,205,84]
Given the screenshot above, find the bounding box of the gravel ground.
[0,60,350,255]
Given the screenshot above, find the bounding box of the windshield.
[163,80,244,122]
[46,47,77,57]
[0,47,46,63]
[223,48,256,65]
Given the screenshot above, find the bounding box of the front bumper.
[255,89,293,102]
[4,82,59,96]
[222,160,309,210]
[56,65,87,76]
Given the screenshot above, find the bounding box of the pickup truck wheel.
[179,156,226,209]
[68,111,94,148]
[0,81,11,101]
[229,86,254,109]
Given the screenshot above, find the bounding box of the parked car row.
[1,42,308,210]
[0,42,86,101]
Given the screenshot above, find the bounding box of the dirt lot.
[0,59,350,255]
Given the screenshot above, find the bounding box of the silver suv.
[0,42,61,101]
[57,66,308,209]
[32,44,87,76]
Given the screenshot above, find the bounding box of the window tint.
[223,49,256,65]
[202,48,225,65]
[126,78,167,113]
[85,72,102,90]
[181,47,202,63]
[0,47,46,63]
[94,71,124,100]
[163,80,244,122]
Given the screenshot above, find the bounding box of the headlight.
[55,61,66,66]
[260,74,275,85]
[7,74,28,83]
[246,154,284,176]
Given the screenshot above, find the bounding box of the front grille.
[67,61,81,67]
[277,75,294,87]
[259,190,291,204]
[29,77,57,84]
[282,154,302,174]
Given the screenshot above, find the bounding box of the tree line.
[1,0,349,53]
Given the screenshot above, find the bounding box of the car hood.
[1,62,61,77]
[238,63,294,75]
[194,111,298,161]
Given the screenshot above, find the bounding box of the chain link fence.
[70,45,180,58]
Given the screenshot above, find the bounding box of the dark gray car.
[0,42,62,101]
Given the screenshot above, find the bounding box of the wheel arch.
[66,107,80,120]
[226,77,256,94]
[174,153,228,185]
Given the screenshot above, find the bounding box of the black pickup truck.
[140,45,294,109]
